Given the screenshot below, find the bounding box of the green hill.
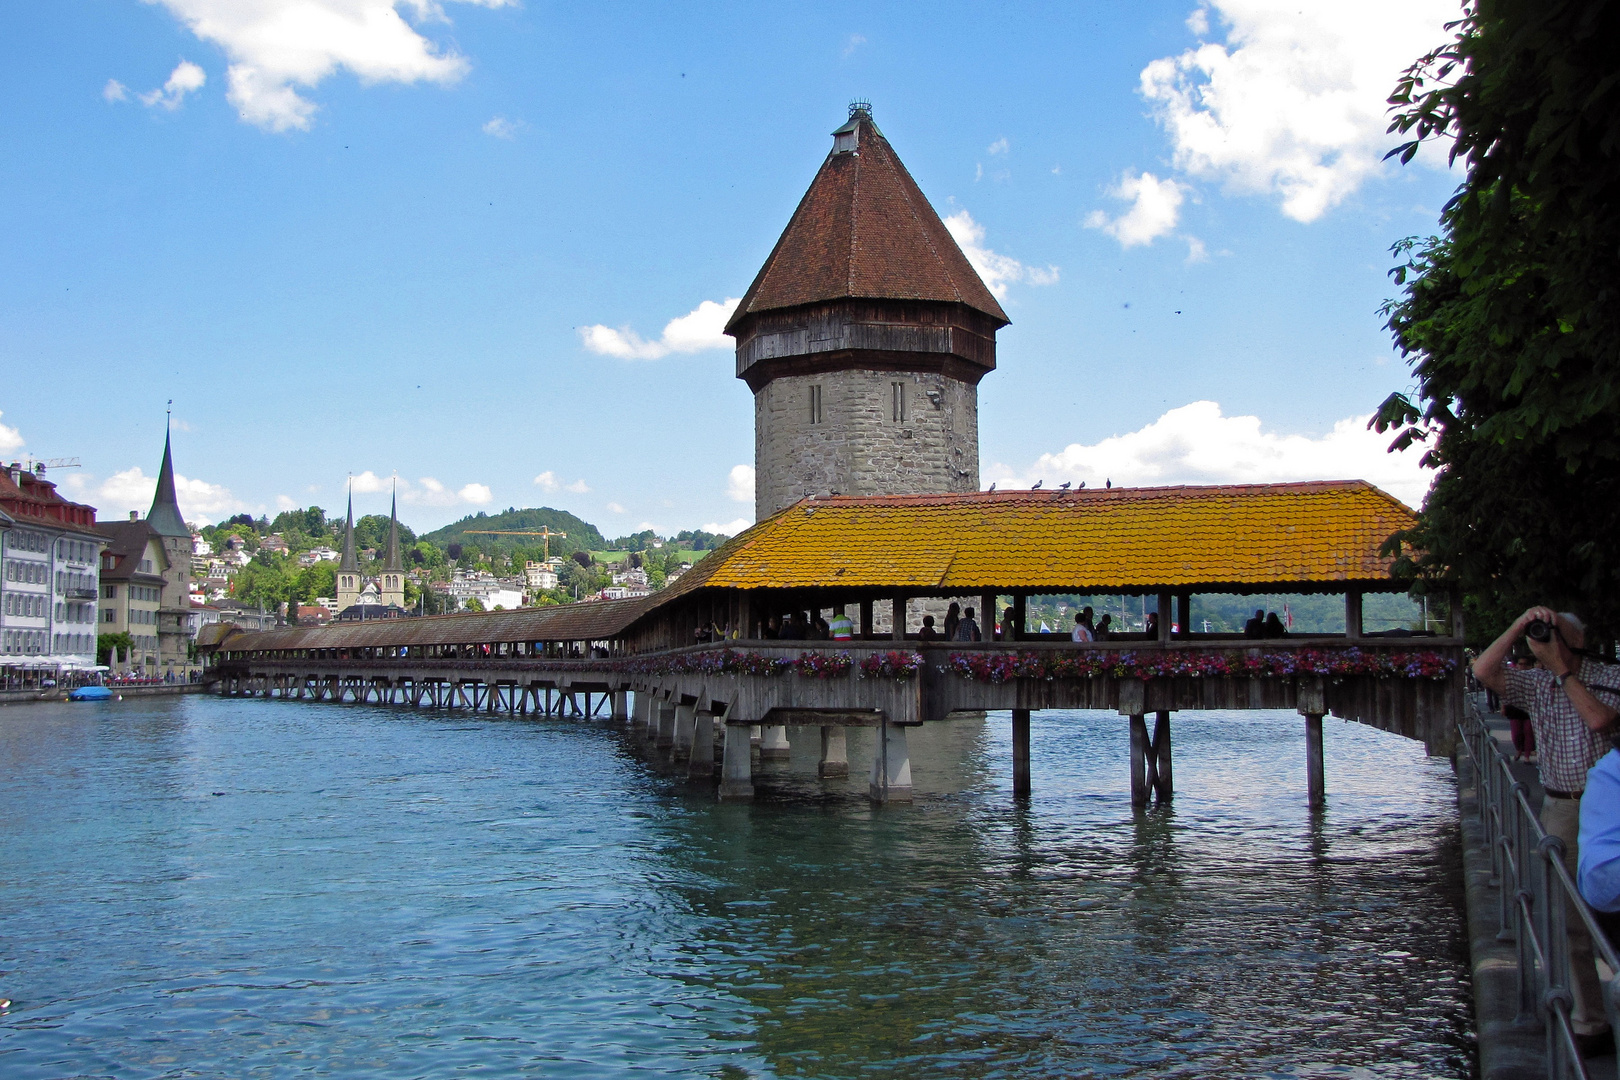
[422,508,606,557]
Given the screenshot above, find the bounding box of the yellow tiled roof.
[666,482,1417,595]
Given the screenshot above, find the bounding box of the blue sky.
[0,0,1462,536]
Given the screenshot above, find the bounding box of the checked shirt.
[1503,659,1620,793]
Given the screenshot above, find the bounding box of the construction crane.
[463,527,568,561]
[22,457,81,477]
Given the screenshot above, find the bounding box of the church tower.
[146,425,194,673]
[380,484,405,609]
[727,103,1010,519]
[336,488,361,612]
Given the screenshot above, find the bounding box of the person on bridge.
[954,607,981,642]
[1071,612,1093,643]
[917,615,939,641]
[828,609,853,641]
[1476,606,1620,1057]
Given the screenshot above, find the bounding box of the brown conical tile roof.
[726,109,1009,332]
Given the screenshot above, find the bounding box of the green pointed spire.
[384,482,403,572]
[146,426,189,538]
[338,486,359,572]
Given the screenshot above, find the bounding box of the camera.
[1526,618,1556,643]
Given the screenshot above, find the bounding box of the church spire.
[383,479,402,572]
[338,482,359,572]
[146,406,189,538]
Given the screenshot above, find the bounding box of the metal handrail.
[1458,696,1620,1079]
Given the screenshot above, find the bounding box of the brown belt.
[1546,788,1584,800]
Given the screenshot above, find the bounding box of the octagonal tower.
[727,103,1010,519]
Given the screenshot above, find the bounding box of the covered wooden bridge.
[204,481,1462,805]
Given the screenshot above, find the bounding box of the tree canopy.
[1376,0,1620,638]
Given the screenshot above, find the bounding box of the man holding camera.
[1475,607,1620,1054]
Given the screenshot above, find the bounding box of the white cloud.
[349,470,389,493]
[606,501,627,514]
[700,518,752,537]
[533,471,588,494]
[370,472,489,508]
[103,79,130,103]
[86,466,238,524]
[139,60,206,110]
[148,0,514,132]
[1139,0,1457,222]
[275,494,299,511]
[482,115,519,139]
[726,464,755,504]
[581,297,740,360]
[987,136,1009,156]
[985,400,1432,510]
[0,411,24,454]
[842,34,866,57]
[943,209,1059,298]
[1084,171,1189,248]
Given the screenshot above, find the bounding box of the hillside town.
[0,433,703,685]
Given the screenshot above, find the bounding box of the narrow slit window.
[809,385,823,425]
[891,382,907,422]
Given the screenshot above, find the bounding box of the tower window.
[891,382,907,422]
[809,385,823,425]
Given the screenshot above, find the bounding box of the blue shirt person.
[1579,748,1620,912]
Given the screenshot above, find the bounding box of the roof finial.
[848,99,871,118]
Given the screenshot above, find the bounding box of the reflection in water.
[0,699,1469,1078]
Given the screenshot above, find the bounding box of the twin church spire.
[335,477,406,615]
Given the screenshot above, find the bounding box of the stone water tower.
[726,103,1010,519]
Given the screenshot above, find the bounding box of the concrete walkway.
[1459,695,1616,1079]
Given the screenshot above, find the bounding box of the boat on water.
[69,686,114,702]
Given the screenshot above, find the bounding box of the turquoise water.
[0,696,1470,1078]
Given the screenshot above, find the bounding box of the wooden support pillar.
[1011,708,1031,797]
[1152,710,1173,800]
[1305,713,1325,808]
[891,595,906,641]
[1157,593,1172,644]
[718,722,754,802]
[859,599,874,639]
[1176,594,1191,638]
[689,710,716,778]
[1345,589,1363,642]
[818,725,849,777]
[1129,713,1150,806]
[611,690,628,722]
[673,700,696,761]
[868,718,913,804]
[981,592,997,640]
[655,700,676,749]
[760,724,791,761]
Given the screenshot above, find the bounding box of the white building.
[1,463,106,670]
[524,561,559,590]
[611,566,649,588]
[299,546,340,567]
[448,569,526,611]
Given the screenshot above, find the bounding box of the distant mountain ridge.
[422,507,606,555]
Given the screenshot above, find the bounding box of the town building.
[1,461,106,669]
[298,546,340,567]
[98,515,172,668]
[524,561,559,591]
[725,103,1008,518]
